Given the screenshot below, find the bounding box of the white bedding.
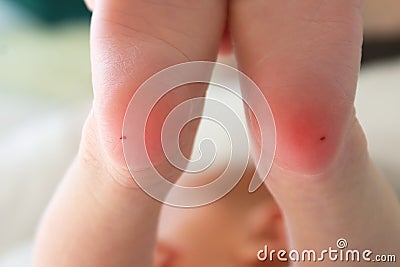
[0,2,399,264]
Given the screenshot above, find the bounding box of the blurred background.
[0,0,399,266]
